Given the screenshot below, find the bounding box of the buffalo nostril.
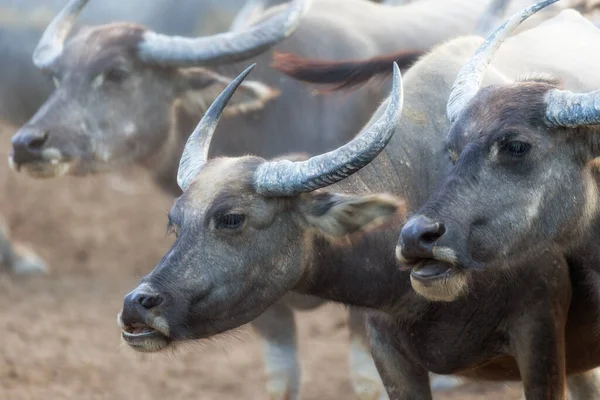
[137,293,164,309]
[11,128,49,164]
[421,223,445,243]
[27,131,49,150]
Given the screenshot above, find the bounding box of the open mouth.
[8,156,72,178]
[410,261,456,284]
[121,323,172,353]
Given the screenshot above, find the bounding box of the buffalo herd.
[3,0,600,399]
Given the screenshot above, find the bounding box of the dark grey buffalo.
[394,0,600,395]
[7,0,502,397]
[119,2,600,399]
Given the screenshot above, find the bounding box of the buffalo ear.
[299,192,406,237]
[176,67,280,117]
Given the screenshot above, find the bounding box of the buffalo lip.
[121,324,170,346]
[410,262,454,282]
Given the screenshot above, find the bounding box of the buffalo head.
[117,63,405,352]
[9,0,309,178]
[397,0,600,302]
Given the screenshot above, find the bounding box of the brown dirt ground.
[0,121,524,400]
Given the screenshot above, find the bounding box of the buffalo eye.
[501,140,531,157]
[105,67,129,83]
[216,214,246,230]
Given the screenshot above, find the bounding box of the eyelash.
[216,214,246,230]
[501,140,531,157]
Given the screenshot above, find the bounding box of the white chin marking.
[23,161,71,178]
[410,271,469,303]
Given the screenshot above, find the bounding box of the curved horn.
[544,88,600,127]
[253,63,403,197]
[33,0,89,69]
[138,0,311,67]
[177,64,256,191]
[446,0,559,123]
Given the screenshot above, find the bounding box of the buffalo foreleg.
[511,300,568,398]
[367,316,432,400]
[251,301,300,400]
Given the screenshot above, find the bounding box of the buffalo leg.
[0,215,47,274]
[512,313,567,399]
[251,301,300,400]
[348,308,389,400]
[518,369,600,400]
[367,317,432,400]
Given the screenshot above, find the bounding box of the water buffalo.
[8,0,503,397]
[396,0,600,368]
[0,0,261,277]
[0,0,237,279]
[0,0,255,126]
[119,2,600,399]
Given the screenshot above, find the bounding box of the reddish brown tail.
[271,49,423,92]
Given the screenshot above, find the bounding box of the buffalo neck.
[294,222,416,315]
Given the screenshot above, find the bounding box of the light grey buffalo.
[118,2,600,399]
[0,0,250,279]
[7,0,502,398]
[0,0,288,125]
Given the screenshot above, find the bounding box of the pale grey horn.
[446,0,559,123]
[544,88,600,127]
[33,0,89,69]
[138,0,311,67]
[253,63,403,197]
[230,0,269,32]
[177,64,256,191]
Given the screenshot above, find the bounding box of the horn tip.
[392,62,401,80]
[239,63,257,81]
[391,62,403,106]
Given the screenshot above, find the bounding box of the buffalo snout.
[398,215,446,261]
[122,284,165,323]
[119,283,172,352]
[11,126,49,165]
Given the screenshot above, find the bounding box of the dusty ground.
[0,121,523,400]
